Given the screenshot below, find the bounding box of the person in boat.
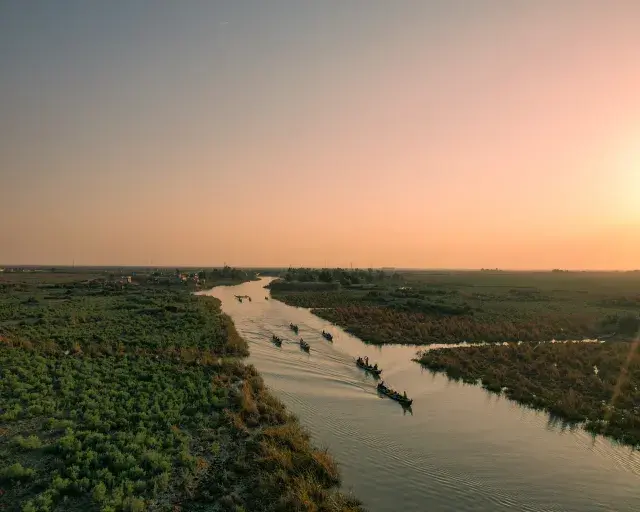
[403,391,407,399]
[364,356,369,365]
[373,363,378,370]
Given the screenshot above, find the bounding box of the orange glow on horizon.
[1,2,640,269]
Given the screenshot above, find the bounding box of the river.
[203,278,639,512]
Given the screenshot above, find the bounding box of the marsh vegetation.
[269,269,640,345]
[0,271,363,512]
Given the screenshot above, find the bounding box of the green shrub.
[13,434,43,450]
[0,462,35,481]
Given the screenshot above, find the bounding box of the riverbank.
[416,340,640,449]
[0,272,363,511]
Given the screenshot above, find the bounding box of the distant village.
[0,266,255,290]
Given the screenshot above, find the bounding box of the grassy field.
[0,271,363,512]
[269,269,640,345]
[416,340,640,449]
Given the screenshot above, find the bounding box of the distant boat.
[289,323,299,333]
[299,339,310,352]
[322,330,333,341]
[271,335,282,347]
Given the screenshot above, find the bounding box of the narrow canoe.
[356,360,382,376]
[377,384,412,406]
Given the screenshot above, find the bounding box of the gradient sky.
[2,1,640,269]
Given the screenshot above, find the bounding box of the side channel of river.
[204,278,639,512]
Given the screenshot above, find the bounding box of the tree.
[318,270,333,283]
[365,269,374,283]
[617,314,640,336]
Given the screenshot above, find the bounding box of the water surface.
[204,278,639,512]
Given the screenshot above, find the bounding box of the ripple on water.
[205,280,640,512]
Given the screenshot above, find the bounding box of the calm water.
[203,278,639,512]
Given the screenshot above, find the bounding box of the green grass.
[416,340,640,449]
[0,272,363,512]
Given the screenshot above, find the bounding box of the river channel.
[203,278,639,512]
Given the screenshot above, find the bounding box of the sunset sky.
[2,1,639,269]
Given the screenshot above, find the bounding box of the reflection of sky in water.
[200,278,640,512]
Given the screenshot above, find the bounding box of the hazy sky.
[2,1,639,269]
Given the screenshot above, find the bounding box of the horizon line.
[1,264,638,273]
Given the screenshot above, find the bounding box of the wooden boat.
[265,296,269,300]
[289,323,299,333]
[299,339,310,352]
[321,330,333,341]
[356,358,382,376]
[271,335,282,346]
[377,382,412,406]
